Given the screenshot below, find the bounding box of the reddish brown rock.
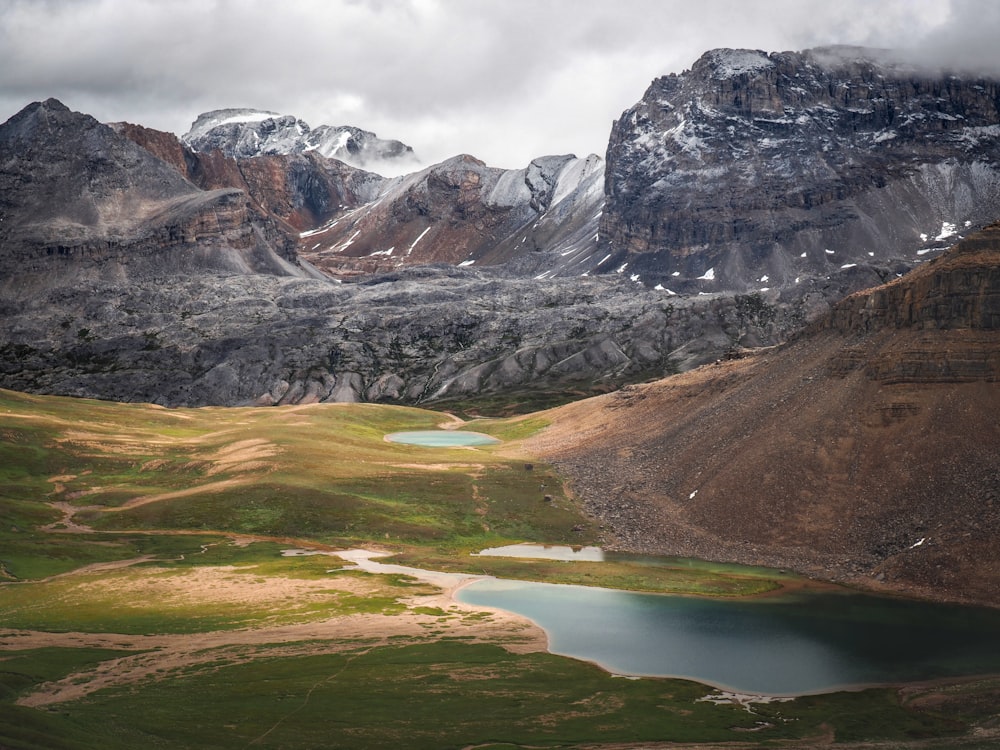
[529,225,1000,606]
[114,121,383,236]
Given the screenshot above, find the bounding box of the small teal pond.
[385,430,500,447]
[456,578,1000,695]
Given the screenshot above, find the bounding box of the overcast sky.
[1,0,999,170]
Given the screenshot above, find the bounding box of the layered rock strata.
[0,100,302,281]
[602,46,1000,291]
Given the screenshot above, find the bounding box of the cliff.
[0,100,302,281]
[602,46,1000,291]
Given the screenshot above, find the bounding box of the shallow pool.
[475,544,605,561]
[385,430,500,447]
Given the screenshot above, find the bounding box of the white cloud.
[0,0,995,169]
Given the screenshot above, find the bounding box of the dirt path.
[436,412,465,429]
[41,500,99,533]
[112,476,257,511]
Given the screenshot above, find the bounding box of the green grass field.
[1,387,997,749]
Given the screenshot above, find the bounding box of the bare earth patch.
[3,552,546,708]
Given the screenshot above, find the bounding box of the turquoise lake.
[384,430,500,447]
[456,578,1000,695]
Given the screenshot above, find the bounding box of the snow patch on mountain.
[603,45,1000,291]
[702,48,775,79]
[182,108,420,176]
[183,108,281,141]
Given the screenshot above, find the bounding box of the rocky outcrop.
[825,222,1000,334]
[602,46,1000,291]
[183,108,420,174]
[0,99,303,281]
[0,264,818,407]
[528,225,1000,606]
[115,121,385,234]
[814,223,1000,386]
[298,153,606,279]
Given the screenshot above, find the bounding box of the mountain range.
[5,46,997,411]
[2,45,1000,608]
[133,46,1000,289]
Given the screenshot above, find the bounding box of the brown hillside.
[527,225,1000,606]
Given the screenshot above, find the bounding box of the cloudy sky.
[1,0,998,170]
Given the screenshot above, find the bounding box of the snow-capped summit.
[698,48,775,79]
[302,124,418,171]
[182,108,419,175]
[183,108,289,141]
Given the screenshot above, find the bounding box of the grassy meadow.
[1,387,997,748]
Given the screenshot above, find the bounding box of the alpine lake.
[386,433,1000,696]
[456,544,1000,696]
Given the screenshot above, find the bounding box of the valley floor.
[1,388,998,748]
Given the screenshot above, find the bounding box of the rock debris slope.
[602,46,1000,291]
[527,224,1000,606]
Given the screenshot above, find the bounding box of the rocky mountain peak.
[1,97,99,149]
[0,99,196,240]
[183,108,291,141]
[0,100,303,281]
[10,96,71,122]
[601,46,1000,292]
[182,108,419,174]
[693,48,776,79]
[524,154,578,211]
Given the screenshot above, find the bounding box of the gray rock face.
[183,108,420,174]
[0,99,305,282]
[0,263,846,407]
[602,46,1000,291]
